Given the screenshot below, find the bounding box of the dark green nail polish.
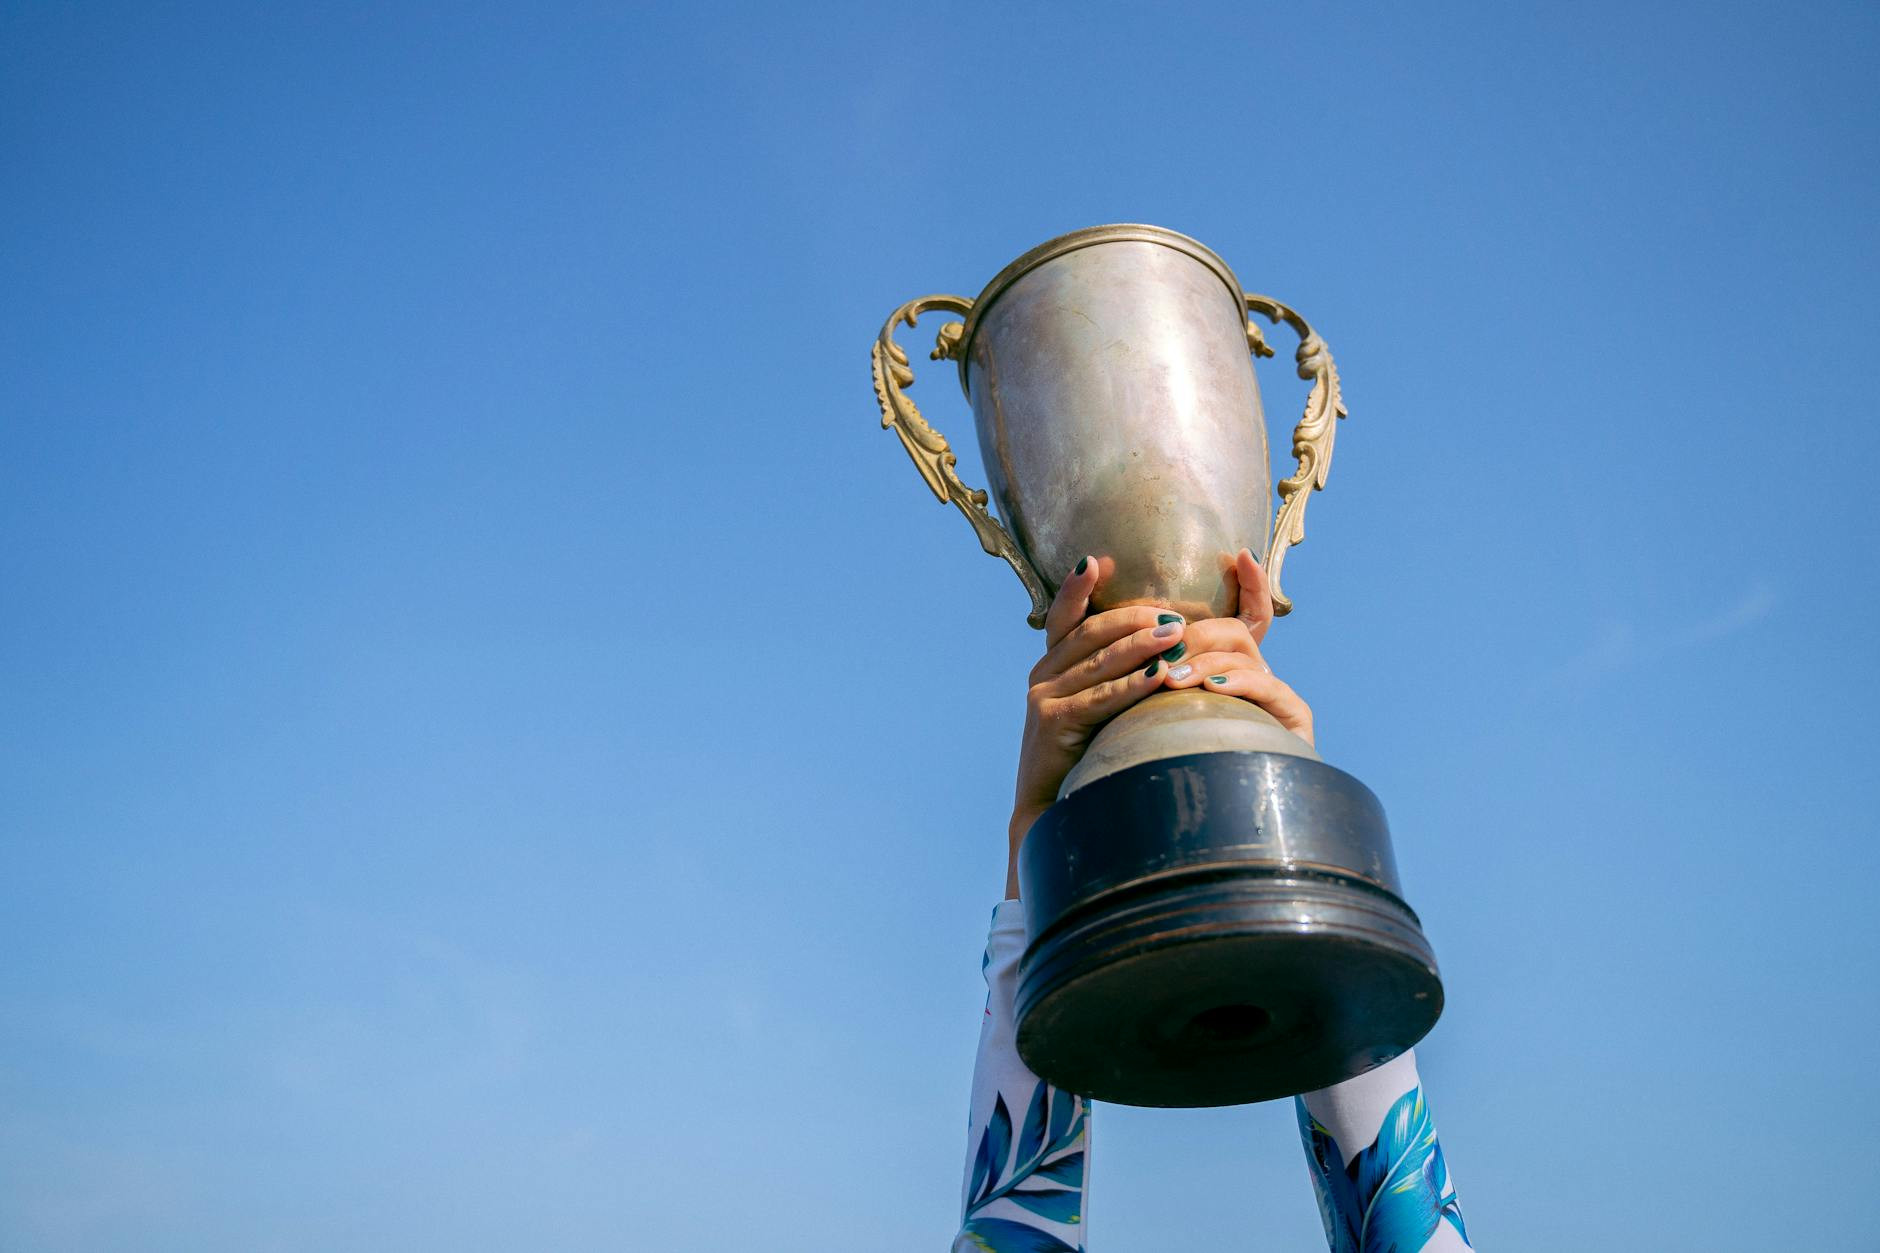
[1208,674,1229,685]
[1160,641,1187,663]
[1142,659,1159,677]
[1075,556,1089,575]
[1156,612,1182,625]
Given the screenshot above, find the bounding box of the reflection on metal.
[870,224,1352,625]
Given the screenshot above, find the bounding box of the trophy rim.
[953,223,1248,393]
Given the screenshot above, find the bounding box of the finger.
[1234,548,1274,645]
[1157,650,1264,688]
[1043,555,1100,648]
[1048,652,1172,731]
[1033,604,1179,685]
[1166,617,1262,670]
[1039,618,1184,697]
[1195,667,1314,745]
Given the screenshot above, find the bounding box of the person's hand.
[1006,556,1187,888]
[1155,547,1314,748]
[1003,549,1315,900]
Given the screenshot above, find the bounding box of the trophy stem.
[1059,689,1316,798]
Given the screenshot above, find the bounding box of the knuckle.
[1238,672,1275,697]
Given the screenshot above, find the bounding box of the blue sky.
[3,3,1878,1249]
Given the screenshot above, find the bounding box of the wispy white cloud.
[1529,579,1778,694]
[1673,580,1778,647]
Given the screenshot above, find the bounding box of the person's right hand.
[1005,557,1187,894]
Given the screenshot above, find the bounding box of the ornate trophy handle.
[871,295,1053,628]
[1244,294,1349,617]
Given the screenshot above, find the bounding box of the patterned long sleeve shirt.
[954,900,1473,1253]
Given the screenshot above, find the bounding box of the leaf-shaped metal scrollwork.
[872,295,1052,628]
[1245,294,1348,617]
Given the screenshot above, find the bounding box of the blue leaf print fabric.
[1297,1086,1470,1252]
[956,902,1088,1253]
[958,1216,1081,1253]
[958,1081,1087,1252]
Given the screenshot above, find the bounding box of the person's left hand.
[1154,547,1314,747]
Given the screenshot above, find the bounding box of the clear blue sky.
[3,3,1877,1249]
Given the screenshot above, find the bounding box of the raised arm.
[959,551,1321,1251]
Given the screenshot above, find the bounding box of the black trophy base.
[1013,750,1442,1108]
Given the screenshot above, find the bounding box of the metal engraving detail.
[871,295,1053,627]
[1245,295,1348,617]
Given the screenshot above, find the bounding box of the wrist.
[1009,806,1046,849]
[1004,810,1040,902]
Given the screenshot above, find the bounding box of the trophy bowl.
[871,225,1442,1107]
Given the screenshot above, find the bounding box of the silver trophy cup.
[871,225,1441,1107]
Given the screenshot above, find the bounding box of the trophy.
[870,225,1441,1107]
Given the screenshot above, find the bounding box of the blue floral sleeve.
[1296,1052,1473,1252]
[954,900,1089,1253]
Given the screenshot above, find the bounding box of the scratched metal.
[957,226,1273,622]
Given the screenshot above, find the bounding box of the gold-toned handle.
[871,295,1053,628]
[1244,294,1348,617]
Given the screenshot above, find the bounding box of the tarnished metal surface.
[960,229,1272,622]
[1015,750,1442,1107]
[869,223,1348,622]
[1059,688,1318,797]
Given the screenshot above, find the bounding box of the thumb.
[1234,548,1274,644]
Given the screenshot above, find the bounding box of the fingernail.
[1152,621,1181,639]
[1142,659,1159,677]
[1169,663,1193,681]
[1208,674,1229,685]
[1075,556,1090,576]
[1156,612,1182,625]
[1160,641,1187,663]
